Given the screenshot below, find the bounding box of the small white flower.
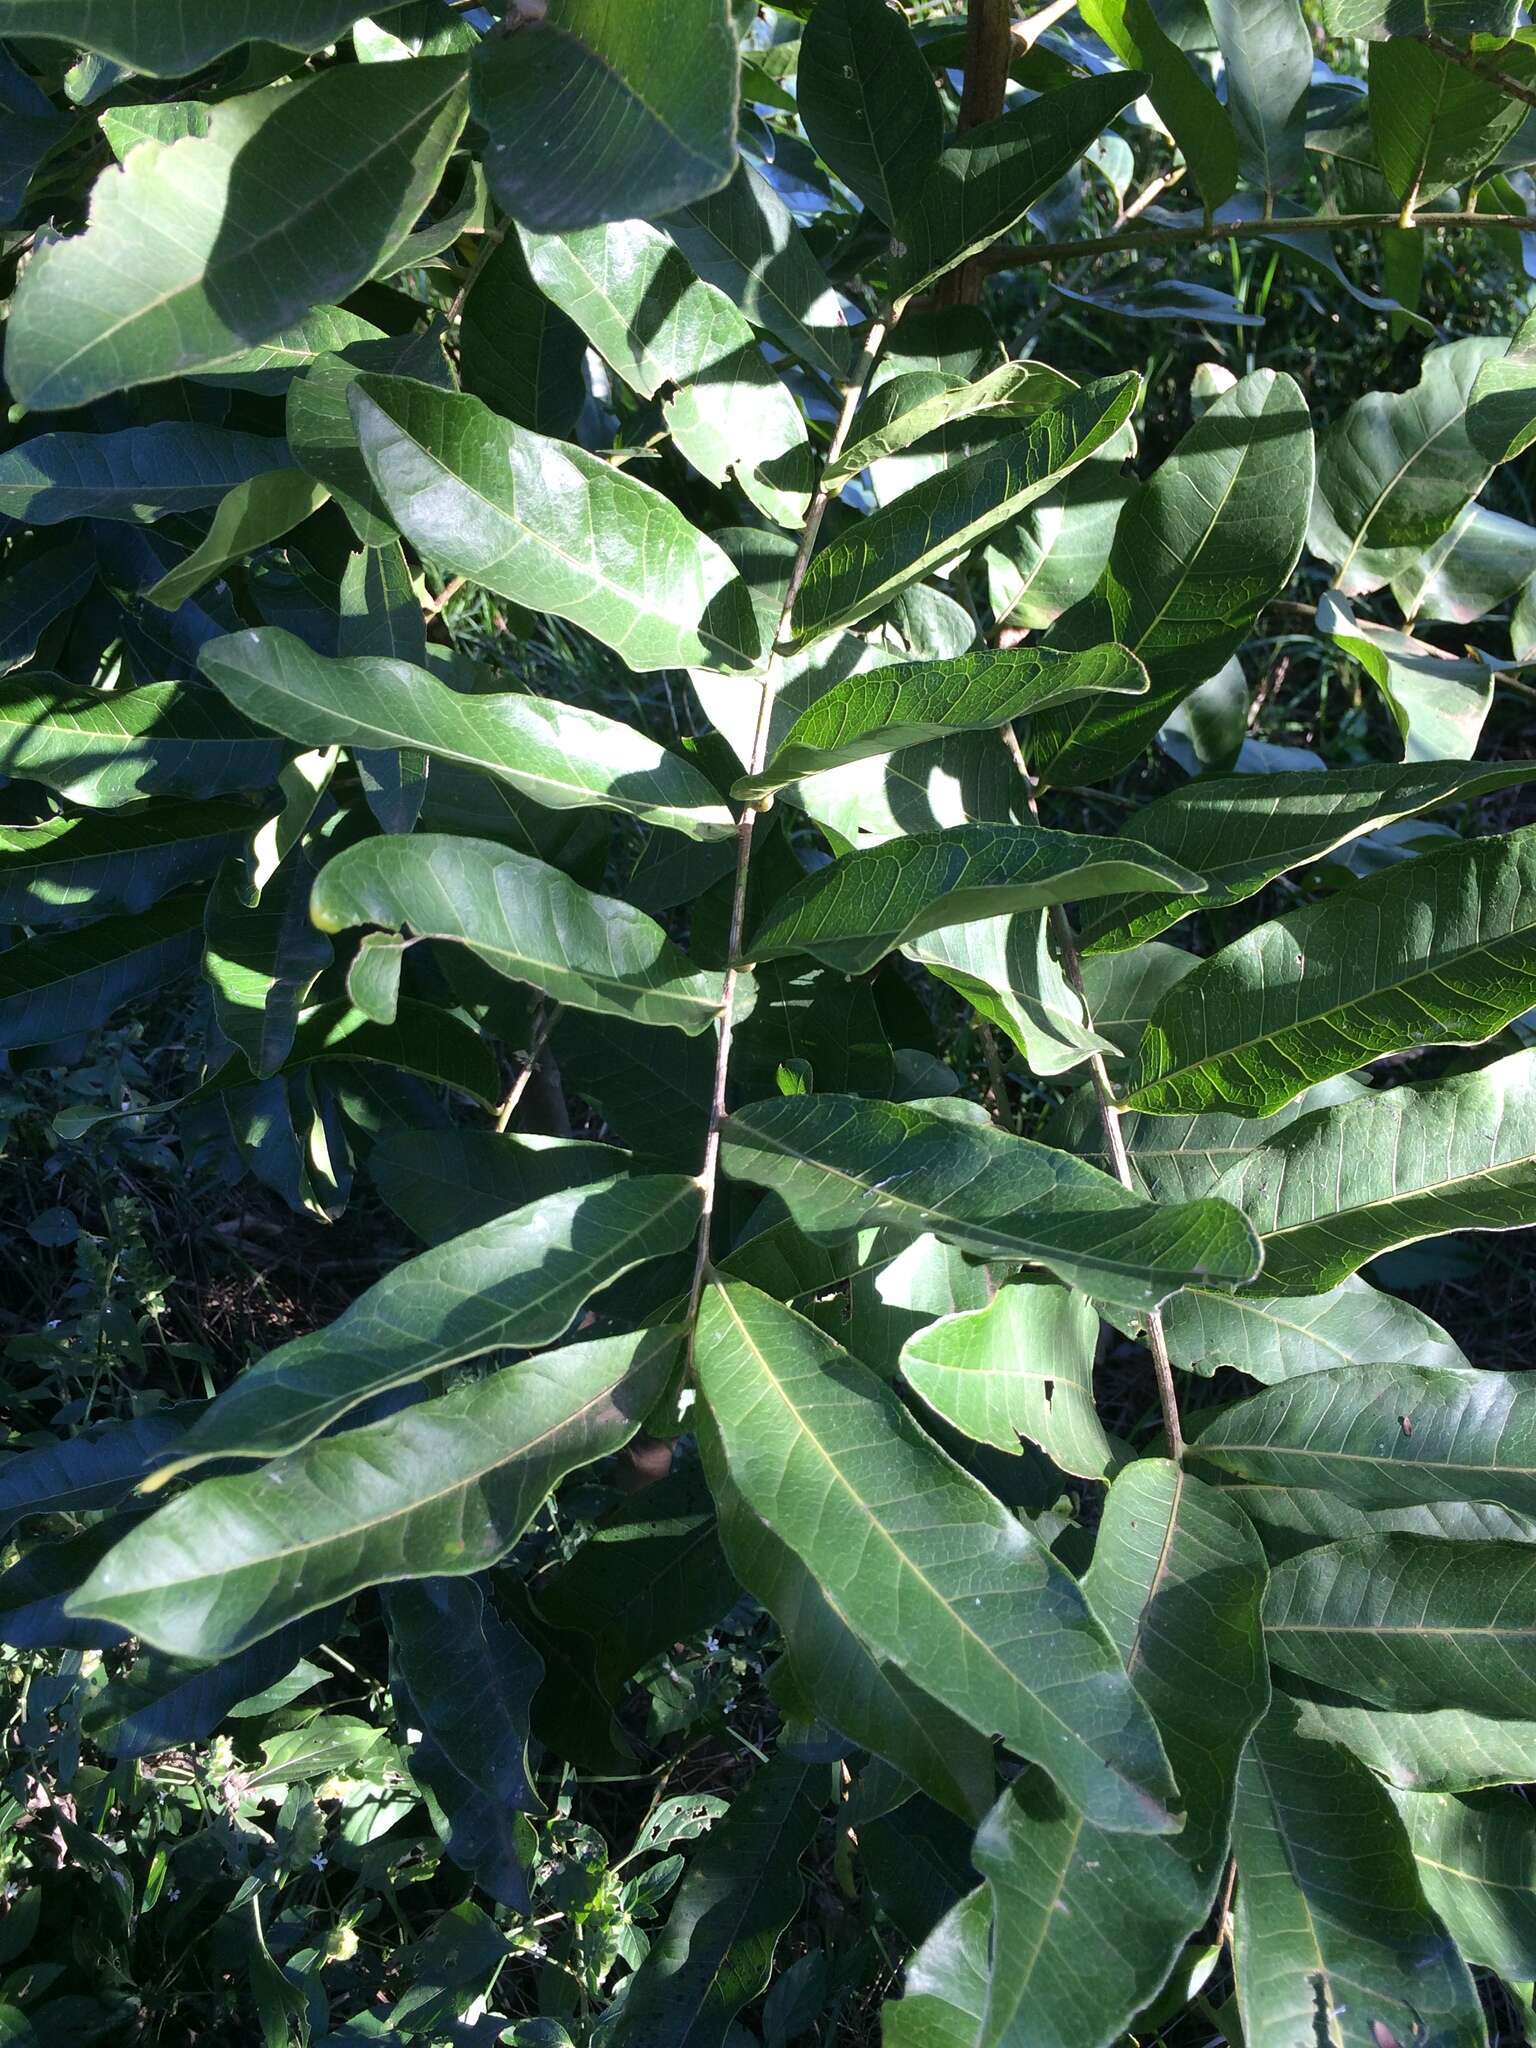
[167,1887,181,1902]
[310,1854,328,1871]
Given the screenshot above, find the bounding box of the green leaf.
[696,1281,1181,1834]
[349,375,761,672]
[184,303,388,396]
[973,1462,1269,2048]
[1128,825,1536,1116]
[0,801,250,926]
[1029,371,1314,786]
[459,233,586,439]
[1292,1691,1536,1796]
[200,627,733,842]
[146,471,329,612]
[1319,2,1517,32]
[720,1094,1261,1310]
[1369,35,1529,205]
[790,375,1140,645]
[1208,0,1310,197]
[148,1176,699,1476]
[310,833,737,1035]
[734,644,1147,800]
[0,890,204,1052]
[1157,1277,1468,1383]
[703,1446,995,1825]
[471,0,739,231]
[743,823,1203,978]
[907,910,1115,1078]
[882,1889,992,2048]
[371,1128,623,1246]
[385,1576,543,1911]
[0,2,412,73]
[1081,758,1536,954]
[1188,1363,1536,1515]
[1264,1534,1536,1718]
[1318,590,1498,761]
[893,71,1146,301]
[71,1328,677,1659]
[825,363,1076,492]
[899,1278,1116,1480]
[1390,1785,1536,1980]
[0,678,284,809]
[606,1754,823,2048]
[1208,1047,1536,1293]
[660,161,854,386]
[1079,0,1238,209]
[0,1410,194,1535]
[286,328,452,549]
[4,59,468,411]
[795,0,942,226]
[519,220,812,527]
[337,539,429,836]
[1467,306,1536,462]
[1392,499,1536,626]
[0,425,288,524]
[1231,1490,1536,1566]
[203,850,331,1078]
[1230,1703,1484,2048]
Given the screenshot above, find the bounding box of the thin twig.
[495,1001,564,1134]
[978,1018,1016,1133]
[423,573,465,619]
[972,207,1536,273]
[683,313,892,1355]
[1013,0,1077,51]
[999,724,1185,1463]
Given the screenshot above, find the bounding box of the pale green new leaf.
[743,824,1204,977]
[0,678,284,808]
[350,375,761,672]
[5,60,468,410]
[147,471,329,611]
[1208,1048,1536,1293]
[696,1281,1181,1835]
[1231,1704,1484,2048]
[790,375,1139,645]
[147,1176,700,1478]
[1127,825,1536,1116]
[899,1279,1115,1480]
[1390,1786,1536,1979]
[735,644,1147,800]
[893,72,1145,300]
[720,1094,1262,1311]
[310,835,737,1036]
[1082,759,1536,955]
[69,1329,677,1660]
[200,628,733,842]
[796,0,942,226]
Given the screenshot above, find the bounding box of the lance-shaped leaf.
[1370,35,1529,206]
[789,375,1141,646]
[385,1577,544,1912]
[882,1888,992,2048]
[1128,826,1536,1117]
[203,848,330,1078]
[470,0,740,232]
[796,0,941,226]
[201,628,733,842]
[520,220,811,529]
[907,910,1115,1078]
[371,1129,624,1247]
[0,890,204,1052]
[973,1463,1269,2048]
[734,644,1147,800]
[608,1753,824,2048]
[1188,1364,1536,1515]
[0,678,285,808]
[86,1616,334,1759]
[1263,1534,1536,1718]
[1209,0,1309,198]
[1029,371,1313,787]
[0,2,413,73]
[721,1094,1261,1311]
[1389,1786,1536,1980]
[286,327,453,549]
[703,1443,994,1825]
[147,471,328,612]
[147,1178,699,1478]
[0,802,250,926]
[1319,589,1498,762]
[70,1329,677,1660]
[1231,1703,1484,2048]
[1230,1490,1536,1567]
[459,232,586,439]
[4,59,469,411]
[697,1282,1181,1834]
[743,824,1203,978]
[0,1409,195,1536]
[1319,1,1517,31]
[899,1279,1115,1480]
[1293,1692,1536,1796]
[1309,335,1531,595]
[893,71,1145,300]
[1208,1048,1536,1294]
[1082,758,1536,954]
[1078,0,1237,210]
[349,375,760,673]
[310,834,735,1037]
[825,361,1074,492]
[1158,1278,1468,1383]
[0,425,289,525]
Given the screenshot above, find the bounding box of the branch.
[973,207,1536,273]
[938,0,1014,308]
[1421,30,1536,112]
[683,312,892,1353]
